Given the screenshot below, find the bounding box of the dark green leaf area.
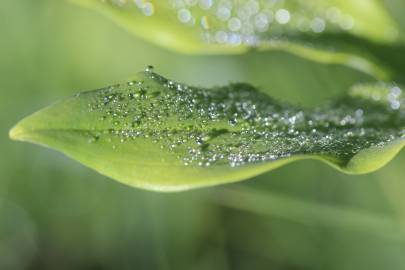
[85,70,405,168]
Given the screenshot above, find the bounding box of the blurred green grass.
[2,1,405,269]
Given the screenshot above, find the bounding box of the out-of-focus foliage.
[68,0,405,80]
[3,1,405,269]
[68,0,402,50]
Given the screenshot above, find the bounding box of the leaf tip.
[9,116,35,142]
[9,123,24,141]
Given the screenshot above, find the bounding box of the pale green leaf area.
[67,0,403,79]
[10,70,405,192]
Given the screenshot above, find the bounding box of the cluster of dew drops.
[101,0,357,46]
[85,66,405,168]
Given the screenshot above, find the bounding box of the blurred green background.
[2,1,405,269]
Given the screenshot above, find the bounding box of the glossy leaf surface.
[10,70,405,191]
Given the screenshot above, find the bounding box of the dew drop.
[200,16,210,30]
[228,17,242,32]
[178,8,192,23]
[145,65,154,72]
[199,0,213,10]
[311,17,326,33]
[275,9,290,25]
[216,7,231,21]
[142,2,155,16]
[229,118,238,126]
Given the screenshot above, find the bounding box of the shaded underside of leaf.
[10,70,405,191]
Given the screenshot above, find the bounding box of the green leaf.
[67,0,403,79]
[9,70,405,192]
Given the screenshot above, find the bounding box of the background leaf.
[68,0,401,50]
[10,71,405,191]
[67,0,405,80]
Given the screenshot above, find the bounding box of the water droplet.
[178,8,192,23]
[145,65,154,72]
[142,2,155,16]
[340,15,355,30]
[216,7,231,21]
[229,118,238,126]
[254,12,270,32]
[215,31,228,43]
[311,17,326,33]
[228,17,242,31]
[200,16,210,30]
[275,9,290,25]
[199,0,213,10]
[87,70,405,169]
